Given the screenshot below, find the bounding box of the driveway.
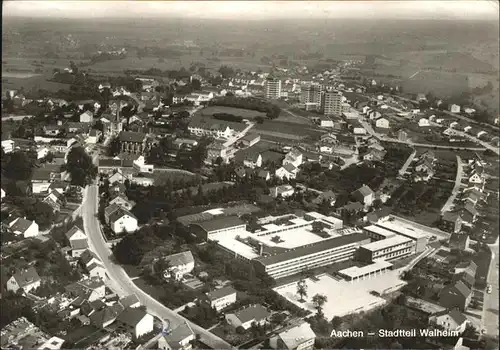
[441,155,464,213]
[82,185,231,349]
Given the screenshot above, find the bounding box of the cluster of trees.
[146,137,209,171]
[212,113,243,123]
[124,67,190,79]
[208,96,281,119]
[1,150,35,181]
[64,147,97,187]
[126,177,260,224]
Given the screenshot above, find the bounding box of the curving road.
[82,184,232,349]
[440,155,465,213]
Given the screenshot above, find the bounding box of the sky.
[3,0,499,20]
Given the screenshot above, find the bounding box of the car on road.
[486,285,492,294]
[481,328,487,335]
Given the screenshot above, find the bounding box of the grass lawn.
[133,277,165,301]
[254,120,324,141]
[276,109,315,125]
[200,106,266,119]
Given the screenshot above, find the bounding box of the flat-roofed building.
[253,233,370,279]
[375,215,429,253]
[362,225,396,241]
[357,235,415,263]
[338,260,393,282]
[190,216,246,240]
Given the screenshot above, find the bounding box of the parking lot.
[273,272,407,319]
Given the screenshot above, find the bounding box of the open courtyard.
[274,272,407,319]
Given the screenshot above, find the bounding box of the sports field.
[200,106,266,119]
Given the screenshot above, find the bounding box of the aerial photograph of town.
[1,1,499,349]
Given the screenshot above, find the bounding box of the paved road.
[393,95,500,133]
[359,118,487,151]
[441,155,464,213]
[482,238,499,338]
[82,185,232,349]
[398,149,417,176]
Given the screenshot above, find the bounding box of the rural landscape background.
[2,17,499,119]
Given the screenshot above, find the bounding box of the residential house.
[116,307,154,339]
[206,142,229,164]
[225,304,270,330]
[283,148,303,168]
[8,217,39,238]
[414,158,435,182]
[240,133,261,147]
[468,170,485,185]
[109,195,135,211]
[363,148,386,162]
[88,263,107,279]
[375,117,390,129]
[105,205,138,234]
[173,138,199,150]
[37,147,50,160]
[449,232,470,251]
[256,170,271,181]
[204,286,238,312]
[320,133,338,145]
[6,267,41,294]
[243,153,263,169]
[318,116,334,128]
[133,156,154,173]
[312,190,337,207]
[43,189,65,212]
[270,321,316,350]
[90,303,124,328]
[429,309,469,333]
[119,294,141,309]
[449,104,461,113]
[270,185,295,198]
[418,118,430,127]
[351,185,374,206]
[80,111,94,123]
[275,163,298,180]
[157,322,195,350]
[87,129,102,144]
[441,212,463,233]
[438,280,472,311]
[65,226,88,258]
[43,125,62,136]
[458,204,479,226]
[1,138,15,153]
[31,167,62,194]
[108,169,132,185]
[162,251,195,281]
[80,250,102,268]
[65,278,106,303]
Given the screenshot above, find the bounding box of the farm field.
[199,105,266,119]
[1,72,70,94]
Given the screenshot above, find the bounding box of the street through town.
[82,185,232,349]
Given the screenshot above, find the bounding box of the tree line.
[208,96,281,119]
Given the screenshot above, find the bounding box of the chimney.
[259,243,264,256]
